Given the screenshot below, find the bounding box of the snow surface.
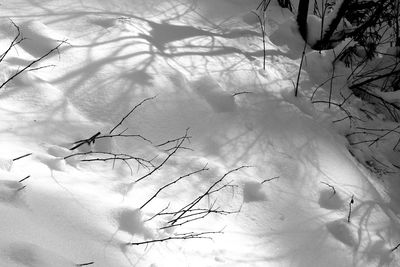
[0,0,399,266]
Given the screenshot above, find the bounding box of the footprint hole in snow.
[243,181,268,203]
[115,208,154,240]
[318,188,345,210]
[192,76,237,113]
[326,219,358,248]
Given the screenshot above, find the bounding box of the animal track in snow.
[114,208,154,240]
[192,76,237,113]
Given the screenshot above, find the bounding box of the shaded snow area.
[0,0,399,266]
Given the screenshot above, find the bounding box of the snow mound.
[18,20,67,57]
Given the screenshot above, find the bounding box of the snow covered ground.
[0,0,399,266]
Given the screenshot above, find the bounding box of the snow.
[0,0,399,266]
[0,158,13,171]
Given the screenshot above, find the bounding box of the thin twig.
[144,203,170,222]
[295,42,307,97]
[261,176,279,184]
[321,181,336,196]
[126,231,222,246]
[76,262,94,267]
[233,91,253,97]
[168,166,250,227]
[12,153,32,161]
[368,125,400,147]
[347,195,354,223]
[18,175,31,183]
[140,165,209,209]
[109,96,156,134]
[392,242,400,252]
[135,129,190,183]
